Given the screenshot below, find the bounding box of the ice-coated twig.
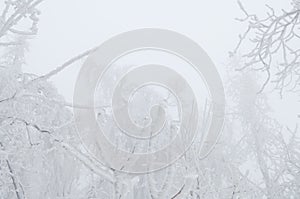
[233,1,300,95]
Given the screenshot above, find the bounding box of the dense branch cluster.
[0,0,43,44]
[0,1,117,198]
[224,63,300,198]
[233,1,300,95]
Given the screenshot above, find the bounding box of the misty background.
[20,0,299,128]
[1,0,300,198]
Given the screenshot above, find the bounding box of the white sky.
[18,0,298,126]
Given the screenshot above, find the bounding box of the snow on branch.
[0,0,43,39]
[232,1,300,95]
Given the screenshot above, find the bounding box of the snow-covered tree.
[1,0,299,198]
[232,0,300,96]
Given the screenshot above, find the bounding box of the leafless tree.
[232,0,300,96]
